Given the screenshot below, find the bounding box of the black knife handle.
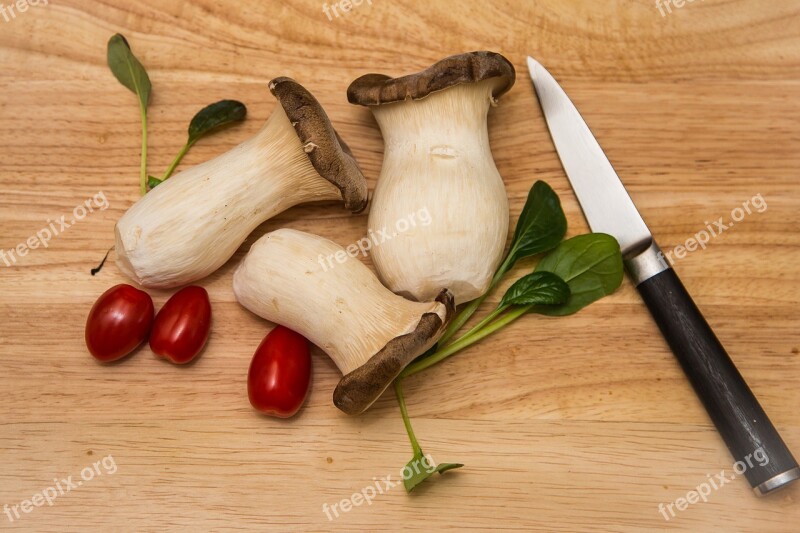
[635,264,799,494]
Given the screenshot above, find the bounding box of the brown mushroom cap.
[269,77,369,213]
[346,51,516,106]
[333,289,456,415]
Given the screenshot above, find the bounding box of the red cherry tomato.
[86,284,154,362]
[248,326,311,418]
[149,286,212,364]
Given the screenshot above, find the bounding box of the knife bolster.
[624,241,671,285]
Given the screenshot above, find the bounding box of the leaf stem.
[160,139,195,181]
[457,304,509,342]
[139,102,148,196]
[394,380,422,456]
[401,305,529,379]
[438,253,514,346]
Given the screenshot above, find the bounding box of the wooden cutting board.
[1,1,798,531]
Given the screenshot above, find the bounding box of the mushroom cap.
[269,77,369,213]
[346,51,516,106]
[333,289,456,415]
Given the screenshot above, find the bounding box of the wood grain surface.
[1,0,799,531]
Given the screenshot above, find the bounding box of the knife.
[526,56,799,496]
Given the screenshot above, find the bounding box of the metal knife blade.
[525,56,800,496]
[526,56,651,257]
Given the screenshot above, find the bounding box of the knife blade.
[527,56,799,496]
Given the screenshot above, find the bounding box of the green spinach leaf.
[534,233,623,316]
[107,34,151,195]
[500,271,570,307]
[506,180,567,269]
[188,100,247,145]
[107,34,151,109]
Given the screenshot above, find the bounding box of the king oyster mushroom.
[347,51,515,304]
[232,228,454,415]
[115,77,368,289]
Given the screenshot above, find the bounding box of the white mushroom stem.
[115,106,342,288]
[367,79,510,304]
[233,228,448,376]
